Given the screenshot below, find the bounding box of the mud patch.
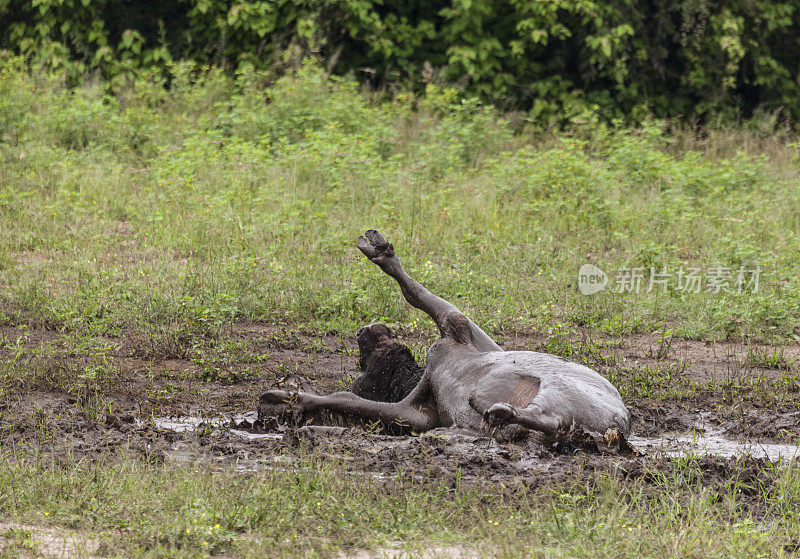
[3,324,800,525]
[87,407,794,485]
[630,401,800,442]
[0,521,102,558]
[3,391,798,484]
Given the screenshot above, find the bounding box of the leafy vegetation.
[2,0,800,123]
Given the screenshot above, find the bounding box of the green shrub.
[3,1,800,123]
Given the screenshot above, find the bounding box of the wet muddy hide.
[351,334,424,403]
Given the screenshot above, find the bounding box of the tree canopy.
[2,0,799,124]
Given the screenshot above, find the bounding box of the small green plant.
[648,328,675,360]
[68,350,116,422]
[745,346,796,371]
[0,527,37,553]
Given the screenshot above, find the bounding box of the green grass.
[1,448,799,558]
[0,60,799,344]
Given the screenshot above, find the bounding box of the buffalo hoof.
[258,390,302,419]
[259,389,295,405]
[484,402,516,428]
[357,230,402,275]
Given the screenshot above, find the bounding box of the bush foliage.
[2,0,800,124]
[1,61,798,341]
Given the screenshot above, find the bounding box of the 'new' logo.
[578,264,607,295]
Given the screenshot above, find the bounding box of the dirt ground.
[1,322,799,511]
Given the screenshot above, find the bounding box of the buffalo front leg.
[467,379,560,436]
[482,401,561,436]
[258,389,439,432]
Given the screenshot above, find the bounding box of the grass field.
[2,448,799,557]
[1,61,799,343]
[1,59,800,557]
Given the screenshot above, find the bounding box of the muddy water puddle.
[630,427,800,461]
[166,446,290,473]
[629,433,800,461]
[138,412,261,433]
[144,412,800,474]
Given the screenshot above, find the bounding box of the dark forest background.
[2,0,800,124]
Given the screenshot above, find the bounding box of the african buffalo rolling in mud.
[260,230,630,441]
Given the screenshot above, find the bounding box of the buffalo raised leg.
[356,230,500,351]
